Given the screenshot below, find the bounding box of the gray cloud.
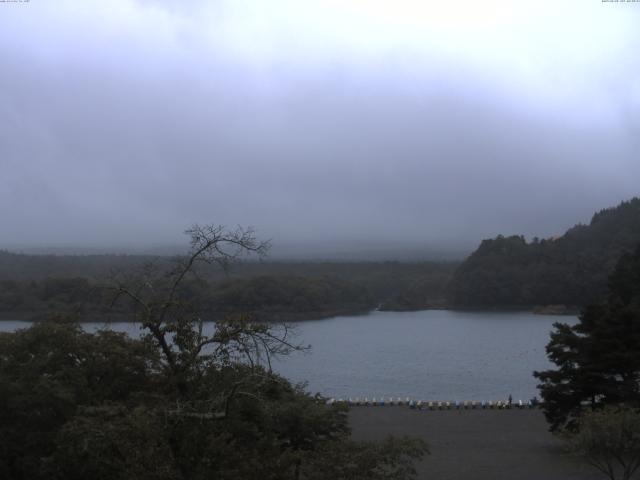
[1,0,639,255]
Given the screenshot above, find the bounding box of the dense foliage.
[0,255,455,320]
[0,322,426,480]
[450,198,640,308]
[0,275,374,322]
[563,406,640,480]
[210,275,373,320]
[534,244,640,431]
[0,225,427,479]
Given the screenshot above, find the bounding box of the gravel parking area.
[349,407,602,480]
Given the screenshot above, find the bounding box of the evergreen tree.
[451,197,640,308]
[534,245,640,431]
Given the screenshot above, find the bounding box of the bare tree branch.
[107,224,302,403]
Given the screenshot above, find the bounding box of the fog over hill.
[5,240,470,262]
[1,1,638,252]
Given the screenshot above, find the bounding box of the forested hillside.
[0,253,455,320]
[449,198,640,309]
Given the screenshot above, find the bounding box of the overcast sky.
[1,0,639,256]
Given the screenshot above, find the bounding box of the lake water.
[0,310,575,401]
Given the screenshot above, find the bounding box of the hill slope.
[449,198,640,308]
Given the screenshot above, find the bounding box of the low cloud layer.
[1,0,639,255]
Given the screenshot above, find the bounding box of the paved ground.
[349,407,602,480]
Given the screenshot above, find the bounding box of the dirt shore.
[349,407,601,480]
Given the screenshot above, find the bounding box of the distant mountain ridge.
[449,197,640,309]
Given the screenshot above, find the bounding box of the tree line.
[0,254,455,321]
[0,225,427,480]
[450,198,640,309]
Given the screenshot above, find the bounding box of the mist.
[1,0,638,258]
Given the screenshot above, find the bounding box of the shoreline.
[0,305,579,322]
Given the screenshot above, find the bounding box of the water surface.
[0,310,574,401]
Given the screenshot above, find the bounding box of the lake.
[0,310,574,401]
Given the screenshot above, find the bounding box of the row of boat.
[326,398,540,409]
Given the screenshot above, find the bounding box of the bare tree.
[109,224,303,399]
